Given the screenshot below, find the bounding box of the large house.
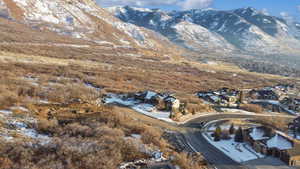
[134,91,180,112]
[288,116,300,138]
[134,91,161,104]
[197,88,240,106]
[281,97,300,112]
[163,95,180,111]
[249,89,280,100]
[245,126,300,166]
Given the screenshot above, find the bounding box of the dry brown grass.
[253,116,291,131]
[0,51,290,111]
[172,152,207,169]
[240,104,263,114]
[0,103,175,169]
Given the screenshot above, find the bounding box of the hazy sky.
[97,0,300,21]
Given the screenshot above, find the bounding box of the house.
[134,91,161,104]
[197,88,240,106]
[208,95,221,104]
[245,126,300,166]
[197,91,212,97]
[288,116,300,138]
[220,95,238,105]
[163,96,180,112]
[249,89,280,100]
[245,126,272,154]
[281,97,300,112]
[274,84,295,93]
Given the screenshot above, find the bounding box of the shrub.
[214,126,222,142]
[229,123,235,135]
[0,157,13,169]
[141,126,162,146]
[254,116,288,131]
[172,152,206,169]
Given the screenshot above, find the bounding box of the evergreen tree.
[229,123,235,135]
[214,126,222,142]
[234,127,244,143]
[238,91,244,103]
[237,91,244,108]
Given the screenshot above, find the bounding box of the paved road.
[181,113,294,169]
[182,113,293,128]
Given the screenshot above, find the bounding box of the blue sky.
[97,0,300,21]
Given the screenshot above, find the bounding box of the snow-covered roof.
[249,128,269,141]
[164,96,178,103]
[145,91,157,100]
[210,96,220,102]
[267,134,293,150]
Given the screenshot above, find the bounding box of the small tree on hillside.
[229,123,235,135]
[214,126,222,142]
[238,91,244,103]
[234,127,244,143]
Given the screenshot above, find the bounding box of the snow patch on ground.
[203,132,265,162]
[131,134,142,139]
[103,94,139,106]
[221,108,255,114]
[0,109,51,144]
[0,110,13,116]
[84,82,101,91]
[132,104,173,123]
[103,94,174,123]
[10,106,29,112]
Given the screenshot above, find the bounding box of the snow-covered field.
[132,104,173,123]
[203,132,265,163]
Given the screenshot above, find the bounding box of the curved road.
[181,113,294,169]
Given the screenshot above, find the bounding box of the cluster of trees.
[213,123,244,143]
[233,57,300,78]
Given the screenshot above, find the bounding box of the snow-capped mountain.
[108,6,236,54]
[0,0,177,53]
[108,6,300,56]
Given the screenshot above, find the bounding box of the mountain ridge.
[107,6,300,57]
[0,0,183,58]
